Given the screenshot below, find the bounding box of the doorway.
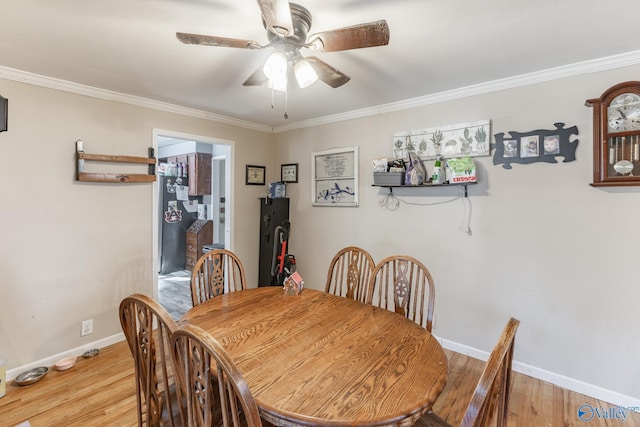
[152,129,234,306]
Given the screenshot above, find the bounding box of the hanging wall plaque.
[312,146,358,207]
[393,120,491,160]
[492,122,578,169]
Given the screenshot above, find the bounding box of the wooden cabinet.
[187,152,212,195]
[167,154,188,166]
[186,220,213,271]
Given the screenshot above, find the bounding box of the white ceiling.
[2,0,640,131]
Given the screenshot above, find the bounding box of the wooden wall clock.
[586,81,640,186]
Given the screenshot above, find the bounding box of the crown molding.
[2,49,640,135]
[0,66,273,133]
[273,49,640,133]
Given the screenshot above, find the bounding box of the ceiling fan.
[176,0,390,90]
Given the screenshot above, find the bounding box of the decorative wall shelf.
[75,140,156,183]
[373,182,476,197]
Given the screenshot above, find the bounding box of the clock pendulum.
[613,136,634,175]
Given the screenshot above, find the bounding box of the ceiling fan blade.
[176,32,262,49]
[307,20,390,52]
[306,56,351,88]
[242,65,268,86]
[257,0,294,37]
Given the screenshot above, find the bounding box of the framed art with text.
[245,165,265,185]
[281,163,298,183]
[311,146,358,207]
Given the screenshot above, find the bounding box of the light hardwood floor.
[1,341,637,427]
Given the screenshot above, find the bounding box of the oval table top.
[179,287,448,427]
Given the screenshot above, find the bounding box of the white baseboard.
[8,332,639,414]
[7,332,125,381]
[436,335,640,412]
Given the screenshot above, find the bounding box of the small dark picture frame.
[281,163,298,183]
[245,165,266,185]
[0,95,7,132]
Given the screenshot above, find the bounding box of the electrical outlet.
[81,319,93,336]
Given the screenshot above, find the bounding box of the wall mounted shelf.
[373,182,476,197]
[75,140,156,183]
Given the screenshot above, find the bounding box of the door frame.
[151,128,235,299]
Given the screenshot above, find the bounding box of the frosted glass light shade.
[263,52,288,92]
[294,60,318,88]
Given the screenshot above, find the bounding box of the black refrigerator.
[159,175,201,274]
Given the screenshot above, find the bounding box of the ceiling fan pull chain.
[284,90,288,119]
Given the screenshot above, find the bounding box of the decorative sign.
[246,165,266,185]
[392,120,491,160]
[312,146,358,207]
[281,163,298,183]
[164,200,183,223]
[492,122,579,169]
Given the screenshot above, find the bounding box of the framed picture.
[311,146,358,207]
[520,135,539,158]
[543,135,560,155]
[503,140,518,158]
[492,123,579,169]
[245,165,265,185]
[281,163,298,183]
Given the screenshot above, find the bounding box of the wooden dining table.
[179,287,448,427]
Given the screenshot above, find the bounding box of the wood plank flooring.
[1,341,638,426]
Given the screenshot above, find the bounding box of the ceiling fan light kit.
[176,0,390,113]
[263,51,289,92]
[294,57,318,88]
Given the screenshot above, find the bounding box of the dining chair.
[416,317,520,427]
[367,255,436,331]
[119,294,184,427]
[324,246,375,303]
[190,249,247,307]
[171,323,263,427]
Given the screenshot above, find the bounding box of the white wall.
[275,64,640,402]
[0,78,275,373]
[3,60,640,405]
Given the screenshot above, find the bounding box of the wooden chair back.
[368,255,436,331]
[119,294,183,426]
[416,317,520,427]
[171,324,263,427]
[324,246,375,302]
[190,249,247,307]
[460,317,519,427]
